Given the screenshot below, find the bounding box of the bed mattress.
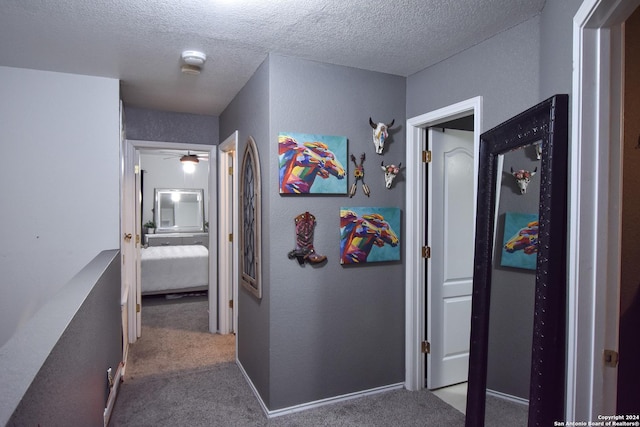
[140,245,209,294]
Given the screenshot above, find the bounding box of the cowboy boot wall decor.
[287,212,327,265]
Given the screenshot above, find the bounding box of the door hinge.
[603,349,619,368]
[422,246,431,258]
[134,165,140,174]
[228,166,233,176]
[228,233,233,242]
[422,150,432,163]
[422,341,431,354]
[229,300,234,309]
[136,303,141,313]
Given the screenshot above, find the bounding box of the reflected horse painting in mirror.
[340,207,401,264]
[279,132,347,194]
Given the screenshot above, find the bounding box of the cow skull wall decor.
[381,161,402,189]
[511,167,537,194]
[369,117,395,154]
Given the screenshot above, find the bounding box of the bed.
[140,245,209,295]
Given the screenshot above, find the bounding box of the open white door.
[122,139,142,344]
[218,131,239,334]
[426,128,474,389]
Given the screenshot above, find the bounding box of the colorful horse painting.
[340,208,400,264]
[279,133,347,194]
[500,212,538,270]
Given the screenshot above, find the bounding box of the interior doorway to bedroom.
[121,139,218,347]
[137,147,211,323]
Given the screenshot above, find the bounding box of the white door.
[122,140,142,344]
[427,128,474,389]
[218,132,239,334]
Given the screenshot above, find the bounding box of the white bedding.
[140,245,209,294]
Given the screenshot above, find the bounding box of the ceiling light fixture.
[180,154,199,173]
[181,50,206,75]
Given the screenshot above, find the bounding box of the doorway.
[425,124,475,392]
[121,139,218,345]
[218,132,239,335]
[569,0,640,419]
[405,97,482,392]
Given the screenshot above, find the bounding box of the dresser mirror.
[154,188,205,233]
[465,95,569,427]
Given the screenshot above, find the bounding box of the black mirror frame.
[465,94,569,427]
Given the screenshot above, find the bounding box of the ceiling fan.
[161,150,208,173]
[161,150,209,162]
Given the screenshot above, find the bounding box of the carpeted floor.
[110,294,524,426]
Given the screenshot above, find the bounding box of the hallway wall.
[0,66,120,347]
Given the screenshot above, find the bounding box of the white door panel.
[427,128,474,390]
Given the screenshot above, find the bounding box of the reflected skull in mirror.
[510,167,537,194]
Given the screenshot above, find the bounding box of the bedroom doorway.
[404,97,482,392]
[121,139,218,345]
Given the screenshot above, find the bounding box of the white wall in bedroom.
[139,153,210,227]
[0,66,120,347]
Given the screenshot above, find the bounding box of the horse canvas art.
[500,211,538,270]
[279,132,347,194]
[339,207,401,264]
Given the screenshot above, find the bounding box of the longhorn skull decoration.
[369,117,395,155]
[349,153,370,197]
[511,167,537,194]
[381,161,402,189]
[535,142,542,160]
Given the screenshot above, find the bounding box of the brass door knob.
[124,233,132,242]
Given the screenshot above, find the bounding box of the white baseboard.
[486,388,529,406]
[236,358,404,419]
[103,361,124,426]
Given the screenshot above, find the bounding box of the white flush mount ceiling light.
[181,50,206,75]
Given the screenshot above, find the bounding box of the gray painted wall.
[125,106,219,145]
[268,55,406,410]
[4,250,121,426]
[407,0,582,401]
[219,58,272,406]
[220,54,406,410]
[0,66,120,347]
[407,16,541,131]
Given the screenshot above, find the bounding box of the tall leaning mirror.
[465,95,569,427]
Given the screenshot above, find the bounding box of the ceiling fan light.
[180,154,199,173]
[180,154,199,164]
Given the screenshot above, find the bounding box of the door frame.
[218,132,239,335]
[405,96,482,391]
[122,139,218,343]
[568,0,639,419]
[426,127,475,390]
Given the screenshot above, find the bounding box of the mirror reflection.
[154,188,205,233]
[466,95,568,427]
[485,143,541,425]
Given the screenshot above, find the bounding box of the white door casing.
[121,136,141,344]
[427,128,474,389]
[122,139,218,341]
[218,131,239,335]
[569,0,639,419]
[405,97,482,391]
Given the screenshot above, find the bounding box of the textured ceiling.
[0,0,545,116]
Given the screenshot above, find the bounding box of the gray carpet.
[110,294,519,426]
